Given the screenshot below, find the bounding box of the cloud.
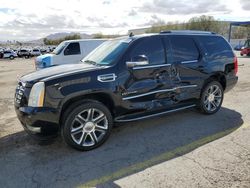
[128,9,137,16]
[140,14,166,26]
[240,0,250,10]
[0,8,15,13]
[2,15,81,30]
[102,1,110,5]
[99,22,129,28]
[86,16,128,28]
[0,0,249,41]
[140,0,230,15]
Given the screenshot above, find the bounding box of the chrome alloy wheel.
[203,85,222,112]
[70,108,108,146]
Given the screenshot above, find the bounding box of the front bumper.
[15,106,59,135]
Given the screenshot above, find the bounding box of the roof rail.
[160,30,216,34]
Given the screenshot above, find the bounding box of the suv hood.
[20,64,99,84]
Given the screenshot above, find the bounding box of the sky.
[0,0,250,41]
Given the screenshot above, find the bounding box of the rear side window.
[170,36,199,62]
[129,37,165,65]
[64,42,80,56]
[198,36,233,58]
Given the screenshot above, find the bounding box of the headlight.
[28,82,45,107]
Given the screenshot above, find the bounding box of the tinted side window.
[129,37,165,65]
[198,36,233,58]
[64,42,80,56]
[170,36,199,62]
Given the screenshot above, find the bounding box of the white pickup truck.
[35,39,106,70]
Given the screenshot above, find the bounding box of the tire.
[199,81,224,115]
[61,100,113,151]
[9,55,14,60]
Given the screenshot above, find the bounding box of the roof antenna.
[129,32,134,37]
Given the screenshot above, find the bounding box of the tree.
[43,34,81,45]
[92,33,122,39]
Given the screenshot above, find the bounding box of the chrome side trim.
[115,104,196,122]
[97,73,117,82]
[122,85,197,100]
[133,64,171,70]
[181,60,198,64]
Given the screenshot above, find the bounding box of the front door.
[61,42,82,64]
[121,36,173,110]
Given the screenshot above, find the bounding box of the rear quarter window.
[197,36,234,58]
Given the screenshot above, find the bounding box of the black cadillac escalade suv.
[15,31,238,151]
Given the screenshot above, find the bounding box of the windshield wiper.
[82,59,98,66]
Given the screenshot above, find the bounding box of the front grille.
[15,81,25,105]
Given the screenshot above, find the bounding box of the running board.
[115,104,196,122]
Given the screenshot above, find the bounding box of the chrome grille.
[15,82,25,104]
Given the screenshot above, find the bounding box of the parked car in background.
[240,39,250,56]
[0,48,4,58]
[15,31,238,151]
[30,49,41,56]
[18,49,30,58]
[3,50,18,59]
[35,39,106,70]
[240,47,250,56]
[40,49,47,55]
[234,44,245,51]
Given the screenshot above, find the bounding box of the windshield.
[81,39,130,65]
[52,42,67,55]
[244,40,250,48]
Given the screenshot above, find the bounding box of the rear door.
[168,35,204,101]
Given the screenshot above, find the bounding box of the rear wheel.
[62,101,113,151]
[9,55,14,60]
[199,81,224,114]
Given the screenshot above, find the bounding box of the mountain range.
[27,32,94,44]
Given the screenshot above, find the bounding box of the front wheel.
[199,81,224,114]
[62,101,113,151]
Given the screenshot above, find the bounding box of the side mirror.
[126,55,149,68]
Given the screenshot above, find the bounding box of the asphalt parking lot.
[0,53,250,188]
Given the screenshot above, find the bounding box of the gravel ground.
[0,53,249,188]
